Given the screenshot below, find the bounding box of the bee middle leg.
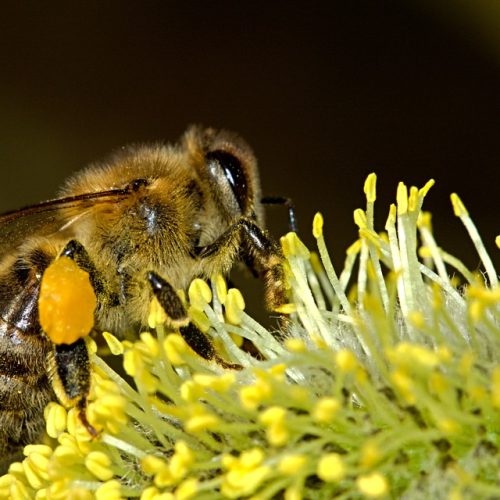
[147,272,241,370]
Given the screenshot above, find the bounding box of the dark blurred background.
[0,1,499,285]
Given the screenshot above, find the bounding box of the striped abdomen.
[0,250,55,473]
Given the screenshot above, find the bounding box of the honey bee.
[0,126,291,472]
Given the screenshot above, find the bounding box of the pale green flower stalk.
[1,174,499,499]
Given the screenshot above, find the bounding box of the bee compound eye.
[205,150,248,212]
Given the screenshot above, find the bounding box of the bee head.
[184,126,264,226]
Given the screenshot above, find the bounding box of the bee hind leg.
[49,338,98,437]
[147,272,241,370]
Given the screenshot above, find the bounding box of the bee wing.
[0,189,129,256]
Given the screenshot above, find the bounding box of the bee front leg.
[49,338,97,437]
[147,272,241,370]
[196,217,288,311]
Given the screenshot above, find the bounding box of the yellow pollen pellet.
[357,472,389,497]
[39,256,96,345]
[496,235,500,249]
[317,453,345,482]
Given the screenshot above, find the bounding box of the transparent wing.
[0,189,129,256]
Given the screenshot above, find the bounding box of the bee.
[0,126,291,472]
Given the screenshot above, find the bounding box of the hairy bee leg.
[50,338,97,436]
[147,272,242,370]
[261,196,298,233]
[196,217,288,310]
[61,239,119,306]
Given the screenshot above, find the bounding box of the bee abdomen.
[0,319,53,469]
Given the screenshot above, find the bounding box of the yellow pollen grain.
[491,367,500,408]
[496,235,500,249]
[438,418,460,434]
[278,454,307,475]
[353,209,367,230]
[284,338,306,353]
[187,306,211,333]
[450,193,468,217]
[385,204,397,229]
[335,349,357,373]
[163,334,188,365]
[141,455,167,475]
[418,246,432,259]
[312,212,324,239]
[148,296,167,329]
[214,274,228,304]
[185,413,220,433]
[317,453,345,482]
[396,182,408,215]
[408,311,425,329]
[259,406,286,425]
[44,402,67,438]
[95,480,121,500]
[419,179,435,198]
[176,478,198,500]
[313,397,340,423]
[188,279,212,310]
[357,472,389,497]
[364,173,377,203]
[417,211,432,229]
[103,332,124,355]
[360,441,381,468]
[408,186,419,212]
[39,256,96,345]
[225,288,246,325]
